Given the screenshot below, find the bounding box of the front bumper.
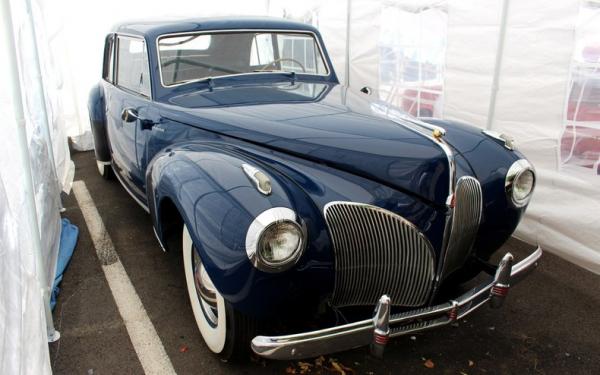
[252,246,542,360]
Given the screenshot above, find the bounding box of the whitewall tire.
[183,225,228,354]
[96,160,113,180]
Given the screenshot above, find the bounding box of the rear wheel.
[182,225,256,359]
[96,160,113,180]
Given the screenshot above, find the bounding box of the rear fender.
[88,83,111,162]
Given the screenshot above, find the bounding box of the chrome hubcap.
[192,248,219,326]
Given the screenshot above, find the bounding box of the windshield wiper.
[252,70,297,82]
[178,76,215,89]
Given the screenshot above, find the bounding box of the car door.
[107,34,153,203]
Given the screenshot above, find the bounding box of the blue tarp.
[51,218,78,309]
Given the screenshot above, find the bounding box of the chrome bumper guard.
[251,246,542,360]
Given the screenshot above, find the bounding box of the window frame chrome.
[114,33,153,100]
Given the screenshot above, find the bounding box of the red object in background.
[561,125,600,172]
[401,85,442,117]
[582,45,600,63]
[562,78,600,173]
[566,80,600,122]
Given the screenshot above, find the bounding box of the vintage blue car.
[89,17,542,360]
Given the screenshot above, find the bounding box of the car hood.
[161,82,451,205]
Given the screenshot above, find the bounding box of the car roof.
[112,16,319,40]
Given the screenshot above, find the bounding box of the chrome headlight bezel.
[505,159,536,208]
[245,207,306,273]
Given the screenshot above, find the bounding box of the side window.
[102,35,115,83]
[116,36,151,98]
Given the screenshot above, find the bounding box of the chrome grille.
[441,176,482,277]
[324,202,435,307]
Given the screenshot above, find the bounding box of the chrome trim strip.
[155,29,332,88]
[113,166,150,213]
[378,109,456,204]
[440,176,483,279]
[251,246,542,360]
[323,201,436,307]
[152,226,167,252]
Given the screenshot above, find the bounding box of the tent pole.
[0,0,59,343]
[486,0,510,130]
[345,0,352,88]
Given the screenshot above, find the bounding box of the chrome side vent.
[324,202,435,307]
[442,176,482,278]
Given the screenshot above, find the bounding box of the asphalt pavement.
[50,150,600,374]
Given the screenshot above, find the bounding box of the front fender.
[146,142,334,318]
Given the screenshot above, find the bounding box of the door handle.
[121,107,159,130]
[121,108,139,122]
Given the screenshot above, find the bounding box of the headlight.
[505,159,536,207]
[246,207,306,272]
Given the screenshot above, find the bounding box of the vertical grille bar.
[441,176,483,278]
[324,202,435,307]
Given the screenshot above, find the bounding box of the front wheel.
[182,225,256,359]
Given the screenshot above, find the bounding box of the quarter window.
[116,36,151,97]
[102,35,115,83]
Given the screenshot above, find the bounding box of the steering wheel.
[259,58,306,73]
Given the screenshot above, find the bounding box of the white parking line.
[72,181,176,375]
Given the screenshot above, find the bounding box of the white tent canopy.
[1,0,599,373]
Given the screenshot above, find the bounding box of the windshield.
[157,31,329,86]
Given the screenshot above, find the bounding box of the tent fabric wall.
[444,0,600,274]
[0,0,66,372]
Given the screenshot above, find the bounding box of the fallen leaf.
[315,356,326,367]
[468,360,475,367]
[178,345,188,353]
[330,362,345,374]
[297,361,312,374]
[424,359,435,369]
